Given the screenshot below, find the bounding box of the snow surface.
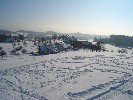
[1,42,133,100]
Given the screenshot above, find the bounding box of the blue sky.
[0,0,133,35]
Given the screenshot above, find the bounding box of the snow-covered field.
[1,42,133,100]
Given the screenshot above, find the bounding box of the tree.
[93,37,97,42]
[19,35,24,42]
[0,34,6,42]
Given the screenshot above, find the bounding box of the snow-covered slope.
[0,43,133,100]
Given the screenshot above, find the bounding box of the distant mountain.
[17,30,61,35]
[0,30,12,34]
[17,30,45,35]
[17,30,109,39]
[68,32,109,40]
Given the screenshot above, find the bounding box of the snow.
[0,42,133,100]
